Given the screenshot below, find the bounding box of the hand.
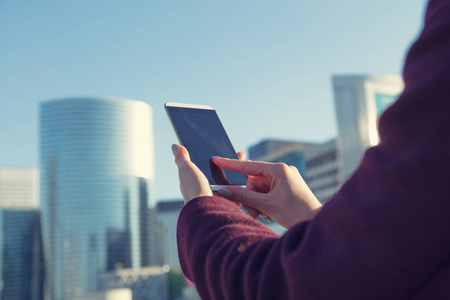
[172,144,213,203]
[234,153,265,220]
[213,157,322,228]
[171,144,263,219]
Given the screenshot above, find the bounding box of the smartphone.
[165,102,247,191]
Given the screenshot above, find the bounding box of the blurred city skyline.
[0,0,426,201]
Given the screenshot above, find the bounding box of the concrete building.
[304,139,343,202]
[76,289,132,300]
[100,266,169,300]
[245,75,404,204]
[0,167,38,208]
[39,97,154,299]
[332,74,404,179]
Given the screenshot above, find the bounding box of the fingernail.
[212,156,221,159]
[261,213,271,222]
[171,144,178,155]
[217,188,232,199]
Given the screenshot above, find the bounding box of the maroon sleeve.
[177,1,450,299]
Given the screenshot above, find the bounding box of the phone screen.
[166,106,248,186]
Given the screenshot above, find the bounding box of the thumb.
[217,186,268,213]
[172,144,191,167]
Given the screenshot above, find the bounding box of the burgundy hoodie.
[177,1,450,299]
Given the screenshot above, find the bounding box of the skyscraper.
[332,74,404,179]
[155,200,185,269]
[0,167,44,300]
[39,97,154,299]
[0,208,44,300]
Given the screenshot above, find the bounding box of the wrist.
[183,187,213,204]
[283,203,322,229]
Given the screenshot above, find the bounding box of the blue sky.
[0,0,426,201]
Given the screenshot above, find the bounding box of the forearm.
[177,196,279,279]
[177,196,286,299]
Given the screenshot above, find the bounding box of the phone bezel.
[164,102,246,191]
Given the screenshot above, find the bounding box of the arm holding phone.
[173,1,450,298]
[171,144,322,228]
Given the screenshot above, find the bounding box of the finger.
[172,144,191,167]
[289,165,301,175]
[246,176,270,193]
[243,204,260,219]
[172,144,213,200]
[237,151,247,161]
[217,186,269,212]
[173,145,203,179]
[210,159,230,185]
[213,157,273,177]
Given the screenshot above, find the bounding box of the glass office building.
[0,208,44,300]
[39,98,154,299]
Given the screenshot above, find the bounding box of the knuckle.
[174,154,186,165]
[274,163,290,175]
[239,160,249,173]
[234,190,245,204]
[289,165,299,173]
[232,188,246,204]
[175,148,190,165]
[178,146,189,156]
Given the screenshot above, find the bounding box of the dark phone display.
[167,107,248,186]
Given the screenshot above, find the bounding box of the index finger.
[212,157,272,177]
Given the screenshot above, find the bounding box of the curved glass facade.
[39,98,154,299]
